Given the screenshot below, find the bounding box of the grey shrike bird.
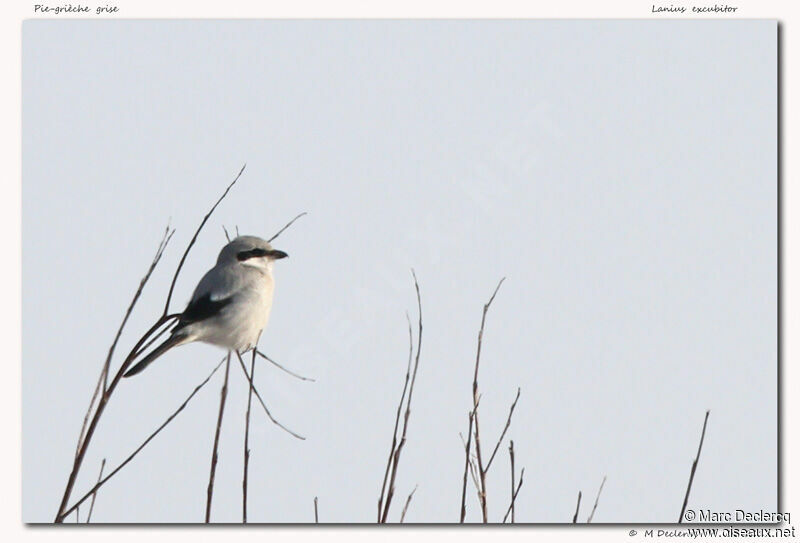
[124,235,288,377]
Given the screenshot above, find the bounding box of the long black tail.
[123,334,187,378]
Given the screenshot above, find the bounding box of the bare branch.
[485,388,521,472]
[242,348,256,523]
[679,410,710,523]
[380,270,423,523]
[58,242,179,522]
[164,164,246,315]
[85,459,105,523]
[400,485,418,523]
[314,497,319,523]
[573,491,582,523]
[502,467,524,523]
[509,440,516,523]
[587,475,607,523]
[75,226,174,459]
[234,351,305,440]
[459,400,479,523]
[58,357,226,520]
[471,277,506,523]
[206,353,232,523]
[255,349,315,382]
[268,212,308,243]
[378,312,414,522]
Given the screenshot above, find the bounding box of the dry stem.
[679,410,710,523]
[205,352,231,523]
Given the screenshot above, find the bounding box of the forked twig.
[378,312,414,521]
[379,270,423,523]
[234,351,305,440]
[679,410,710,523]
[587,475,607,523]
[459,397,479,523]
[485,388,521,472]
[57,357,226,520]
[502,467,524,523]
[470,278,506,523]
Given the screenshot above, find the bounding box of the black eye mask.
[236,248,269,261]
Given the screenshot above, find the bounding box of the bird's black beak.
[269,249,289,259]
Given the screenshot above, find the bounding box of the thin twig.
[57,240,178,522]
[485,388,521,471]
[242,348,256,523]
[255,349,315,382]
[234,351,305,440]
[58,357,226,520]
[587,475,607,523]
[85,458,106,523]
[679,410,710,523]
[75,226,174,459]
[206,352,232,523]
[471,278,506,523]
[378,312,414,521]
[380,270,423,523]
[502,467,524,523]
[314,497,319,523]
[459,398,480,523]
[573,491,582,523]
[268,212,308,243]
[400,485,418,523]
[509,440,516,523]
[164,164,245,315]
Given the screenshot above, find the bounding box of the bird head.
[217,235,288,270]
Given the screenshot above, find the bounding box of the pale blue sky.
[22,20,776,523]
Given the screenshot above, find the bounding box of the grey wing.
[173,265,243,332]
